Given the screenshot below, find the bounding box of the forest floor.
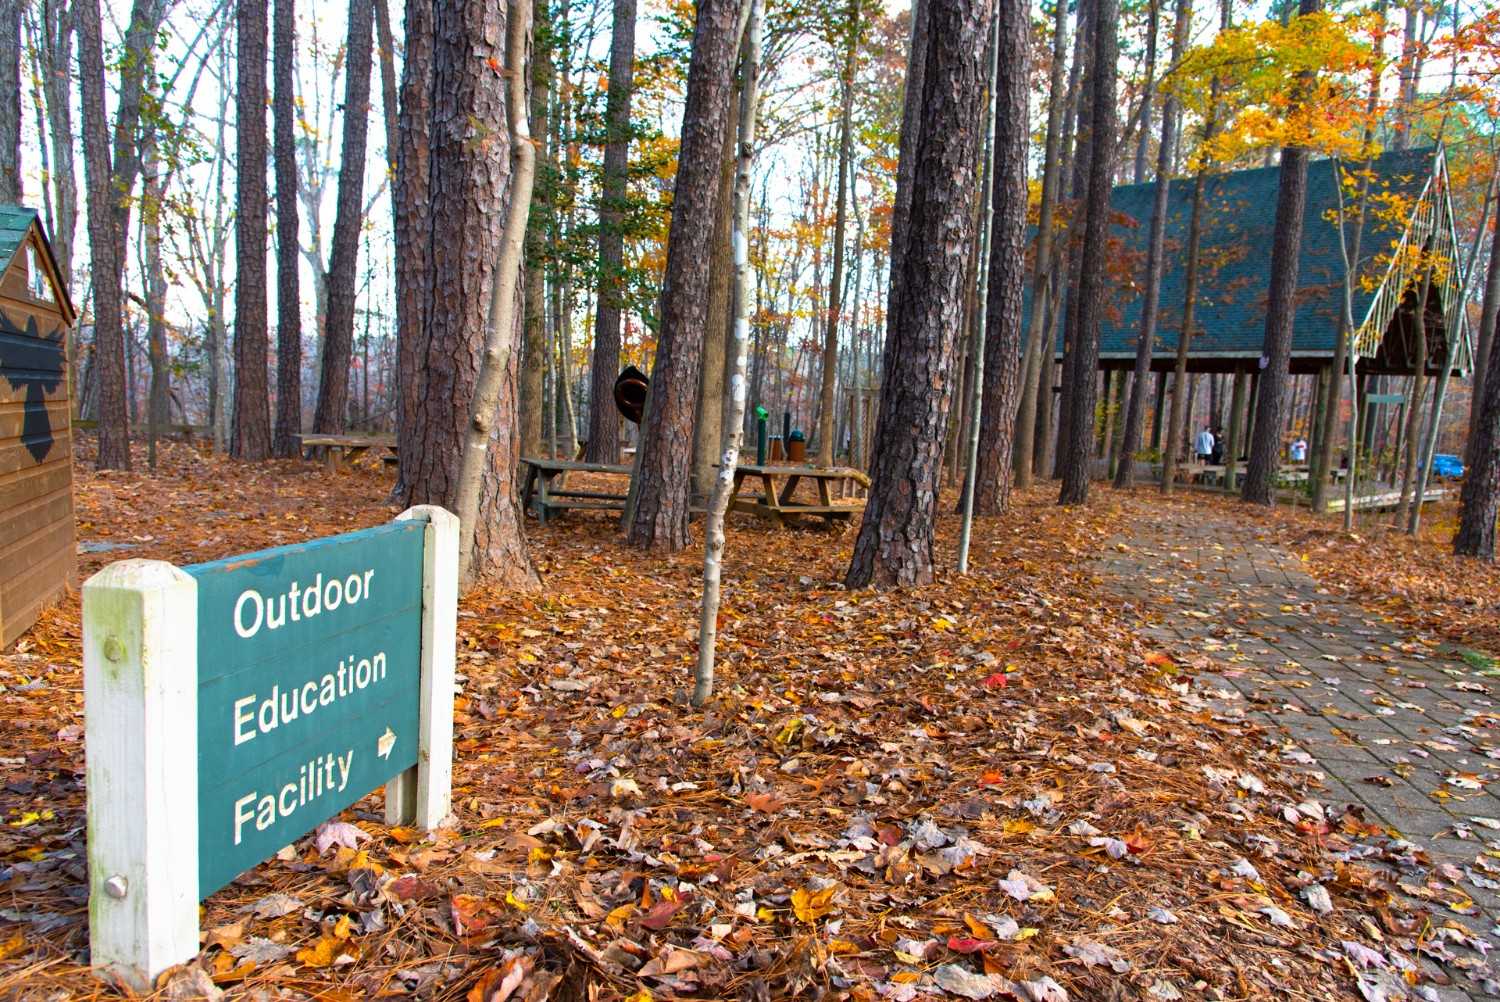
[0,441,1497,1001]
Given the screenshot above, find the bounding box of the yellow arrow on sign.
[377,727,396,760]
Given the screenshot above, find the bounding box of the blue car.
[1431,453,1465,479]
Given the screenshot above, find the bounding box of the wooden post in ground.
[1225,368,1249,491]
[1312,363,1331,470]
[1149,371,1166,452]
[83,561,200,990]
[386,505,459,828]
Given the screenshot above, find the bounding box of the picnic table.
[297,433,398,472]
[520,457,632,524]
[728,464,870,528]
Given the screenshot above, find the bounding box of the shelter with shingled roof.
[1050,146,1472,479]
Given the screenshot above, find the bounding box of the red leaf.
[947,936,996,954]
[639,896,687,930]
[982,672,1008,689]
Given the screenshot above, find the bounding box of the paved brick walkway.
[1096,503,1500,1000]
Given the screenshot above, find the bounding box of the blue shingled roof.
[1060,147,1435,362]
[0,205,76,323]
[0,206,38,270]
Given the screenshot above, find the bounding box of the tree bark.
[1114,0,1189,488]
[971,0,1030,515]
[272,0,303,457]
[397,0,538,588]
[816,0,861,467]
[77,0,130,469]
[373,0,400,180]
[1133,0,1157,184]
[695,0,761,706]
[585,0,638,463]
[519,0,551,460]
[38,0,77,284]
[1052,0,1093,481]
[394,0,436,496]
[1057,0,1119,505]
[1397,267,1431,522]
[0,0,20,202]
[1241,0,1319,504]
[108,0,167,277]
[626,0,740,552]
[233,0,273,460]
[845,0,989,588]
[1160,168,1211,493]
[692,92,738,500]
[454,0,536,587]
[143,146,169,470]
[888,0,930,285]
[1468,216,1499,469]
[1456,224,1500,559]
[314,0,374,437]
[1013,0,1067,489]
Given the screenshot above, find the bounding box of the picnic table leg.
[536,471,555,525]
[522,463,540,519]
[759,473,784,527]
[778,475,802,507]
[325,447,340,474]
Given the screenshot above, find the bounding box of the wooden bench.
[520,458,632,524]
[297,433,398,472]
[728,464,870,529]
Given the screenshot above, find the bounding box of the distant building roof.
[1065,146,1450,372]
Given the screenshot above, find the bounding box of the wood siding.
[0,227,74,648]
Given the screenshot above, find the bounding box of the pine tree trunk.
[1397,269,1431,522]
[1057,0,1119,505]
[373,0,400,178]
[971,0,1030,515]
[394,0,436,494]
[77,0,130,469]
[695,0,761,706]
[888,0,930,283]
[817,0,861,467]
[272,0,303,457]
[1053,0,1094,480]
[1241,0,1318,504]
[0,0,20,202]
[585,0,638,463]
[626,0,740,552]
[38,0,77,284]
[1456,223,1500,558]
[1467,217,1499,469]
[314,0,373,437]
[845,0,989,588]
[454,0,538,587]
[1133,0,1157,185]
[1013,0,1068,488]
[692,93,737,500]
[398,0,537,588]
[233,0,273,460]
[1114,0,1189,488]
[519,0,552,460]
[1160,169,1208,494]
[143,148,169,471]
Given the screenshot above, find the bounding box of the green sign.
[186,522,424,895]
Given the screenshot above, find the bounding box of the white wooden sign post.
[83,506,458,990]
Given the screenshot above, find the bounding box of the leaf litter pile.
[0,443,1493,1000]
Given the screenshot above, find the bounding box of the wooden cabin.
[0,207,76,648]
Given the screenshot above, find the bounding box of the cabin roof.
[1063,146,1448,370]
